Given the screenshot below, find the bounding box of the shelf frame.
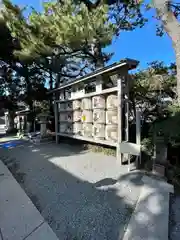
[53,60,141,169]
[55,87,118,103]
[57,133,117,147]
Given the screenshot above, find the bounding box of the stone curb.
[0,160,59,240]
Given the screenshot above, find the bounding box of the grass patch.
[58,136,116,156]
[86,144,116,156]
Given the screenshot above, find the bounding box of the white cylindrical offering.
[82,123,93,137]
[72,100,81,110]
[73,122,82,135]
[106,94,118,109]
[92,95,105,109]
[105,125,118,142]
[81,110,93,123]
[81,98,92,110]
[93,124,105,140]
[93,109,106,124]
[106,110,118,124]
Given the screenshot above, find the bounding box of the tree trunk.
[175,43,180,104]
[152,0,180,103]
[91,40,104,69]
[49,57,53,90]
[94,43,104,69]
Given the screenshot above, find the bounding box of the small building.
[4,108,30,132]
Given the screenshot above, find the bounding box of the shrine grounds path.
[0,139,143,240]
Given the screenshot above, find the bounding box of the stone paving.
[123,175,173,240]
[0,139,143,240]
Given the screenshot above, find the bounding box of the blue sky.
[12,0,175,71]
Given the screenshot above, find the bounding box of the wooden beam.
[136,109,141,166]
[55,87,118,103]
[48,59,139,94]
[124,76,130,167]
[56,133,117,147]
[120,142,141,156]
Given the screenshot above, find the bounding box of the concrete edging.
[0,160,59,240]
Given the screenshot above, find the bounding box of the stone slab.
[123,176,173,240]
[0,160,12,181]
[25,222,58,240]
[0,160,58,240]
[0,178,44,240]
[143,175,174,193]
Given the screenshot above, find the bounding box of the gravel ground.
[0,140,143,240]
[169,194,180,240]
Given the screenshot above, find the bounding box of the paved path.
[0,140,143,240]
[0,160,58,240]
[169,195,180,240]
[123,175,173,240]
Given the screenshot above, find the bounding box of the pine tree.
[0,63,21,131]
[77,0,180,103]
[0,18,18,61]
[2,0,115,67]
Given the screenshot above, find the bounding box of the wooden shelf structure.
[56,133,117,147]
[55,87,118,103]
[50,58,141,167]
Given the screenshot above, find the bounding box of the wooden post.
[153,132,156,167]
[117,76,122,164]
[96,75,103,93]
[54,101,59,144]
[136,109,141,167]
[124,76,130,168]
[153,134,166,177]
[125,77,129,142]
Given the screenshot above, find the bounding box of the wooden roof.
[49,58,139,93]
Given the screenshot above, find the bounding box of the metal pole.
[117,76,122,164]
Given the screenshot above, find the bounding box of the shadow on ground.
[0,138,169,240]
